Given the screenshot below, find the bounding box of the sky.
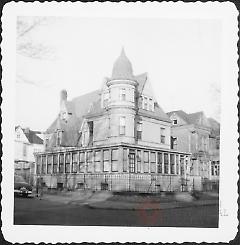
[16,17,221,131]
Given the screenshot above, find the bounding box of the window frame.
[119,88,126,101]
[119,116,126,135]
[160,127,166,144]
[72,152,78,173]
[111,149,118,172]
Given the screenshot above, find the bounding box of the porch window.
[164,153,169,174]
[87,151,93,173]
[53,154,58,173]
[42,155,46,174]
[123,148,128,172]
[143,151,149,173]
[176,155,179,175]
[59,154,64,173]
[47,155,52,174]
[103,150,110,172]
[180,156,185,175]
[157,152,163,173]
[65,153,71,173]
[79,152,85,173]
[72,152,78,173]
[111,149,118,172]
[150,152,156,173]
[94,150,101,172]
[36,156,41,174]
[170,154,175,174]
[137,150,141,173]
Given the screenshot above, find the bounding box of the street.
[14,196,219,227]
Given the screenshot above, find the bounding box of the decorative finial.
[121,46,126,57]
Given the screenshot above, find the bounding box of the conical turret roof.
[111,48,134,80]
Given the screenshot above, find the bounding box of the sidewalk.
[36,190,218,210]
[87,199,218,210]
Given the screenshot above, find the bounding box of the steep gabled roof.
[46,90,101,147]
[135,73,148,95]
[167,110,190,124]
[23,128,43,145]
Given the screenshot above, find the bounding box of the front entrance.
[129,151,136,173]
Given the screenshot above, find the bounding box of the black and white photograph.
[1,2,238,243]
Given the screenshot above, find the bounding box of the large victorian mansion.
[34,49,219,192]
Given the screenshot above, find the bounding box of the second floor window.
[119,116,126,135]
[160,127,166,144]
[119,88,126,101]
[173,119,178,125]
[171,137,177,150]
[137,122,142,140]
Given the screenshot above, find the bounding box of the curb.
[87,200,218,211]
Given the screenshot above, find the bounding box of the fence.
[37,173,203,193]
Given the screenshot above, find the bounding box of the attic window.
[141,96,154,111]
[173,119,178,125]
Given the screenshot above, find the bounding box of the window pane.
[112,149,118,161]
[123,149,128,172]
[87,151,93,172]
[65,153,70,163]
[95,151,101,172]
[170,154,175,174]
[144,151,149,162]
[150,152,156,162]
[137,150,141,173]
[144,151,149,173]
[164,153,169,174]
[79,152,85,173]
[59,154,64,173]
[111,149,118,173]
[103,150,109,161]
[157,152,162,173]
[72,152,78,163]
[47,155,52,174]
[176,155,179,174]
[103,150,110,172]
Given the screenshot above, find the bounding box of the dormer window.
[143,97,148,110]
[173,119,178,125]
[119,88,126,101]
[141,96,154,111]
[149,98,154,111]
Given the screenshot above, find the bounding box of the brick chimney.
[24,127,30,134]
[60,89,67,104]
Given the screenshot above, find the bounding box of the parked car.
[14,175,32,197]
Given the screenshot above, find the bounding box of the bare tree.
[17,16,57,87]
[17,16,55,60]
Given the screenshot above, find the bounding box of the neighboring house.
[167,110,220,190]
[15,126,44,184]
[35,49,197,192]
